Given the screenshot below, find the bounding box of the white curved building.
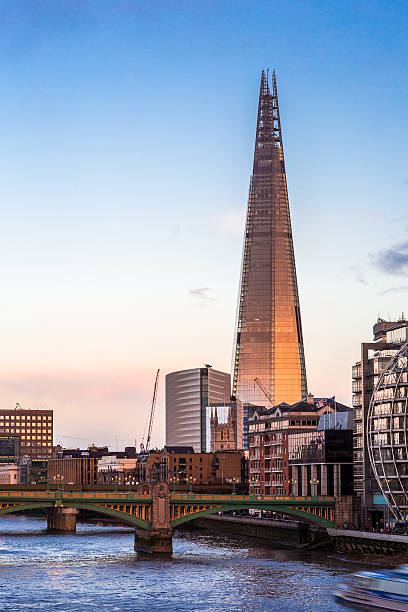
[165,366,230,452]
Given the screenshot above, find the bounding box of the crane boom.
[254,377,274,406]
[145,368,160,452]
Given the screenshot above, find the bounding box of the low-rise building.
[0,436,20,464]
[288,424,353,497]
[98,456,138,484]
[48,445,112,486]
[248,395,351,495]
[0,464,20,484]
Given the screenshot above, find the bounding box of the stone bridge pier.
[134,482,172,554]
[47,506,78,532]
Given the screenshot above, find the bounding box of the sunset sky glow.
[0,1,407,449]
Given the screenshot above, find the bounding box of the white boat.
[334,565,408,610]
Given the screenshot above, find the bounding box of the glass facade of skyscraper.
[232,70,307,408]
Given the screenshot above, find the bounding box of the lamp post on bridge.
[232,478,238,495]
[250,478,259,497]
[53,474,64,492]
[170,475,179,493]
[289,478,297,498]
[125,477,138,495]
[310,478,319,500]
[188,476,196,494]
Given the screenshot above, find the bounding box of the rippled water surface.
[0,515,364,611]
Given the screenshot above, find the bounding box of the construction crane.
[140,369,160,453]
[254,377,274,406]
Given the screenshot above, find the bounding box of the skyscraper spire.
[232,70,307,408]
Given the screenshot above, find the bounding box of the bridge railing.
[0,490,152,500]
[170,493,335,504]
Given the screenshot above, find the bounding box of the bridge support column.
[134,482,172,554]
[47,507,78,532]
[321,465,328,496]
[301,466,308,496]
[134,527,172,554]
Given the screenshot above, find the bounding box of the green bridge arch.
[171,504,334,528]
[0,502,151,531]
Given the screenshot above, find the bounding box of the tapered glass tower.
[232,70,307,408]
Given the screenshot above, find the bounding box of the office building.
[0,436,20,464]
[0,406,53,458]
[352,317,408,526]
[232,70,307,409]
[288,427,353,497]
[166,366,231,452]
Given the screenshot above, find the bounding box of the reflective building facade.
[232,70,307,408]
[166,367,231,452]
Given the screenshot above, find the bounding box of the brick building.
[134,447,244,488]
[48,445,111,487]
[248,395,350,495]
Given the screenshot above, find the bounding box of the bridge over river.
[0,484,338,552]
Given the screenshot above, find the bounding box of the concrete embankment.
[328,528,408,556]
[191,515,328,548]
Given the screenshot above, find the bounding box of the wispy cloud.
[189,287,217,302]
[378,286,408,296]
[372,241,408,275]
[349,265,368,285]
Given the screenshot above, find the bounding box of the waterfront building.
[48,445,119,486]
[248,395,349,495]
[136,446,244,489]
[352,317,408,526]
[98,455,138,484]
[0,436,20,464]
[24,458,48,485]
[166,366,231,452]
[48,456,99,486]
[232,70,307,409]
[0,464,20,484]
[288,425,353,498]
[0,406,53,458]
[365,323,408,526]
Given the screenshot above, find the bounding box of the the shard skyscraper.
[232,70,307,408]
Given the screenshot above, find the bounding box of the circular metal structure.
[367,340,408,521]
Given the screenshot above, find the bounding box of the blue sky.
[0,1,407,448]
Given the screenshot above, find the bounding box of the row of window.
[21,442,52,447]
[19,436,52,440]
[0,429,52,434]
[0,415,52,421]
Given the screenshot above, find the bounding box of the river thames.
[0,516,365,611]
